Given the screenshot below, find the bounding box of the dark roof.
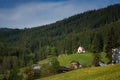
[58,66,71,72]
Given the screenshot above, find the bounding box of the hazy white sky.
[0,0,120,28]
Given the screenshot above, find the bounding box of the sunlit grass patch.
[38,52,93,67]
[37,64,120,80]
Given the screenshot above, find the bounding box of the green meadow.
[37,64,120,80]
[38,52,94,67]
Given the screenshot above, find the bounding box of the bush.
[40,57,60,77]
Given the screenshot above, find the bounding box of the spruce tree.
[105,27,117,63]
[92,33,103,66]
[8,67,23,80]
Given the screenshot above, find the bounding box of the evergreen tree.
[92,33,103,53]
[105,27,118,63]
[92,33,103,66]
[8,67,23,80]
[48,57,60,74]
[40,57,60,77]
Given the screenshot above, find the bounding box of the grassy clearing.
[37,64,120,80]
[38,52,93,67]
[58,52,93,67]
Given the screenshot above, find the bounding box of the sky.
[0,0,120,29]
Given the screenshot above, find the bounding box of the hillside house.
[78,46,85,53]
[31,64,41,70]
[112,47,120,64]
[70,60,82,69]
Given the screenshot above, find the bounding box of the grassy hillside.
[37,64,120,80]
[38,52,94,67]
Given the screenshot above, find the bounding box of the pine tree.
[92,33,103,66]
[49,57,60,74]
[105,27,118,63]
[8,67,23,80]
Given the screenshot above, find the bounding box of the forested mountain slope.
[0,4,120,70]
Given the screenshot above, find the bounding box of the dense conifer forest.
[0,4,120,79]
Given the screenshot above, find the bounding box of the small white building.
[31,64,41,70]
[77,46,85,53]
